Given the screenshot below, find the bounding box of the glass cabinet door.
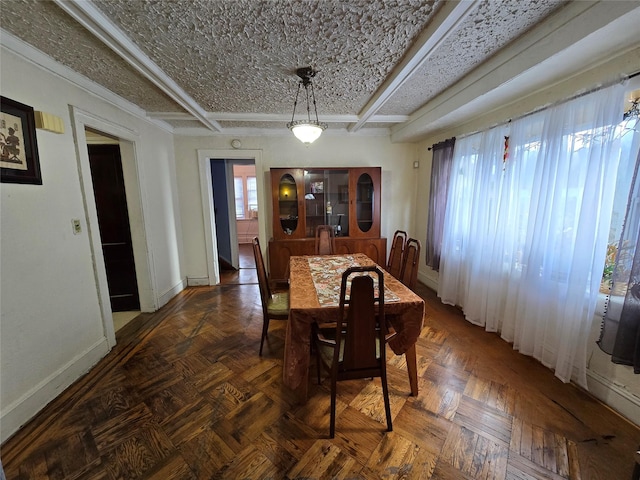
[277,173,299,236]
[356,172,374,233]
[304,169,349,237]
[303,170,325,237]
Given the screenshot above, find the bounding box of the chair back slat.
[341,275,378,371]
[400,238,421,291]
[335,266,386,377]
[315,225,335,255]
[386,230,407,279]
[252,237,272,307]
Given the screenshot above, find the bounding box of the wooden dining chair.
[400,238,421,291]
[313,265,392,438]
[315,225,335,255]
[386,230,407,279]
[252,237,289,356]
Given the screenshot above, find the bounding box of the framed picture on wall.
[1,96,42,185]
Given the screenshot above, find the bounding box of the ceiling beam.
[391,0,640,142]
[147,112,409,124]
[53,0,222,132]
[349,0,479,133]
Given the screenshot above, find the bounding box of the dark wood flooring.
[2,248,638,479]
[218,243,258,286]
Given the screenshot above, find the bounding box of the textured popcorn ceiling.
[0,0,604,138]
[94,0,441,114]
[378,0,566,115]
[0,0,186,113]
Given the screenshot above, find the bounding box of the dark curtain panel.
[598,147,640,373]
[425,137,455,271]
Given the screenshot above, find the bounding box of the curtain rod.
[427,137,455,151]
[429,71,639,148]
[465,75,629,139]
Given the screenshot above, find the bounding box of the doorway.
[197,149,266,286]
[211,159,258,285]
[87,143,140,312]
[71,107,155,347]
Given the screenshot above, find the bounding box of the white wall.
[587,297,640,425]
[413,48,640,426]
[174,134,417,283]
[0,47,185,442]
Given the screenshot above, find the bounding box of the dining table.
[283,253,425,403]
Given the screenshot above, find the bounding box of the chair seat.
[316,338,343,365]
[267,292,290,317]
[316,327,382,365]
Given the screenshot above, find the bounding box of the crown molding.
[0,29,173,134]
[147,111,409,124]
[172,125,392,138]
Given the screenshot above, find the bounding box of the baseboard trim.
[586,368,640,427]
[418,271,439,292]
[158,278,186,308]
[0,337,110,443]
[187,276,210,287]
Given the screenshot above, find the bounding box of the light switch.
[72,219,82,235]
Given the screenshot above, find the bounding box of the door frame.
[198,149,265,285]
[71,106,156,348]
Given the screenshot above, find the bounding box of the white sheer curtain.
[438,82,628,387]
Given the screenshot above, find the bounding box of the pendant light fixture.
[287,67,327,144]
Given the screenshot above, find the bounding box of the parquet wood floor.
[2,279,638,479]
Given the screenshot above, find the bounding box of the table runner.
[306,255,399,306]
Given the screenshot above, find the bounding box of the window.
[601,118,640,292]
[438,82,634,386]
[234,177,244,219]
[234,171,259,219]
[247,176,258,216]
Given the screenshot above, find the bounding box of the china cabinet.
[268,167,385,278]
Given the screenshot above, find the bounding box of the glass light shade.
[288,121,326,144]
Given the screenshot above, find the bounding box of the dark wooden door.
[88,144,140,312]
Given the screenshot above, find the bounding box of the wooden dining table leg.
[405,344,419,396]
